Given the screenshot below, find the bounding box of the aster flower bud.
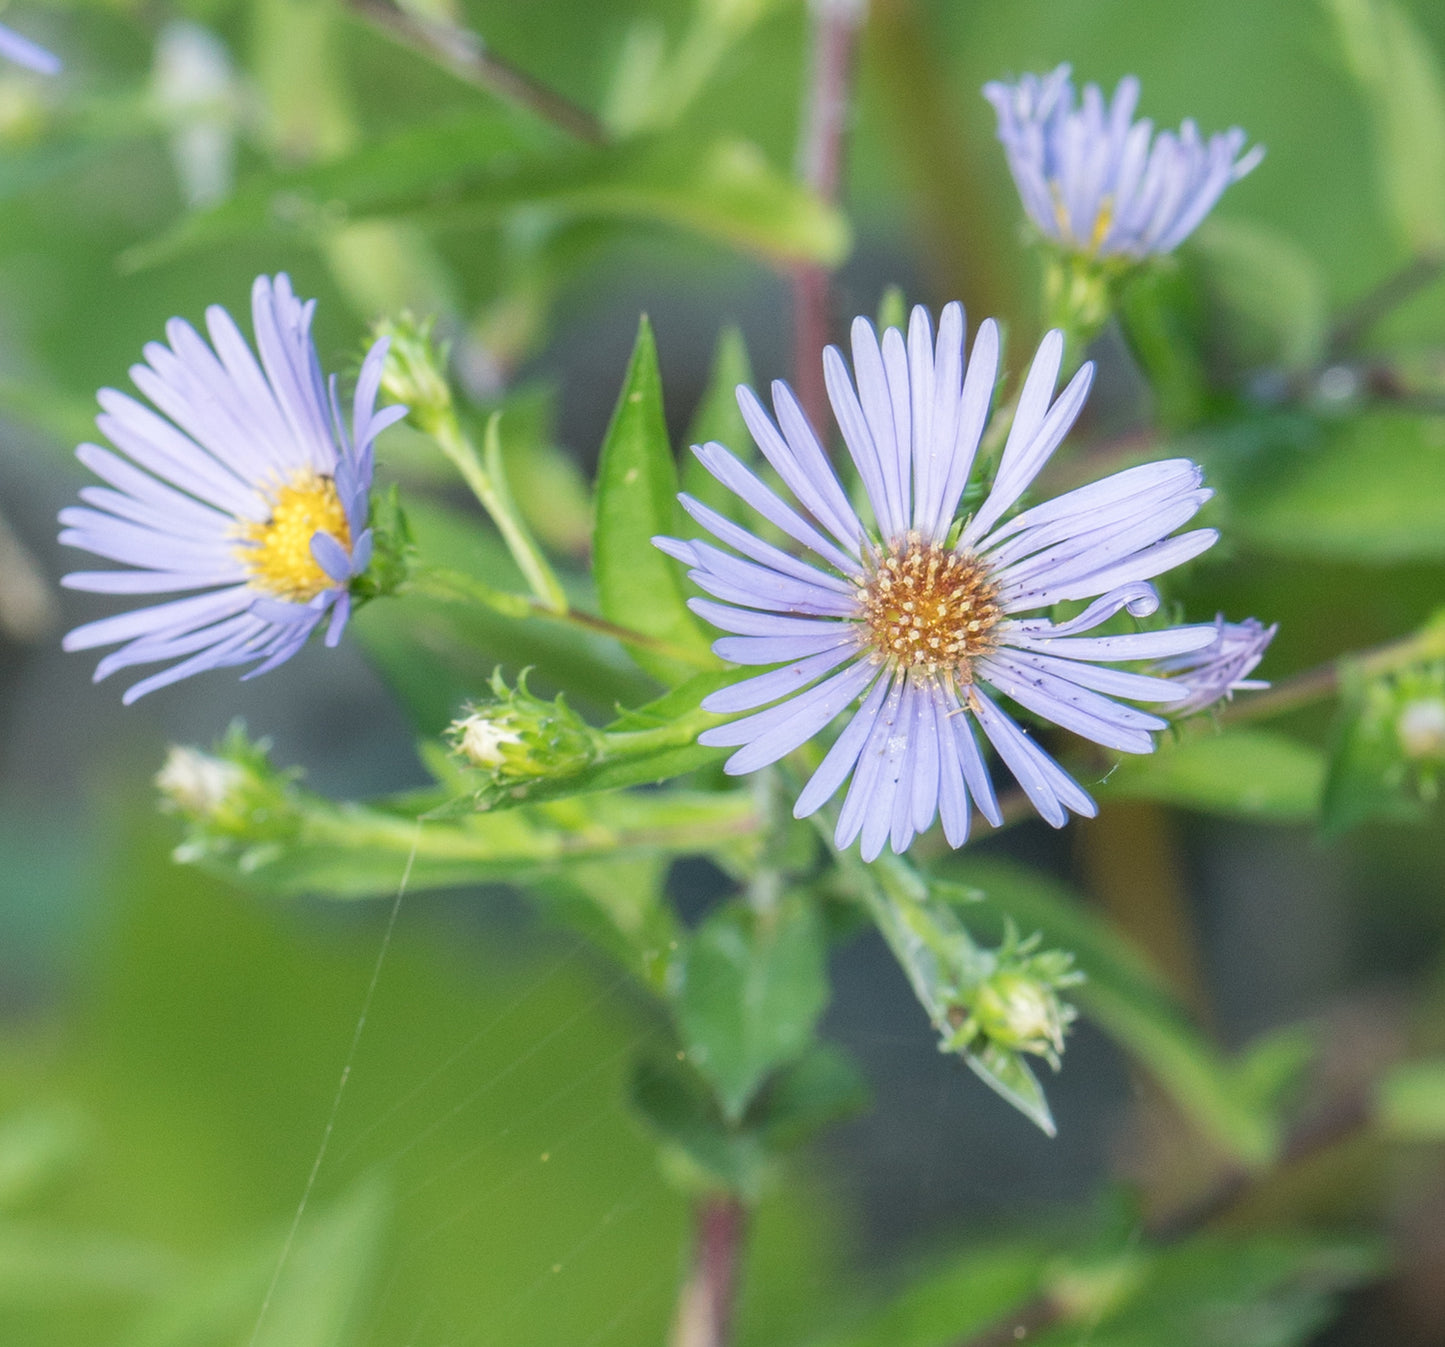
[447,674,597,793]
[372,313,453,434]
[1399,696,1445,763]
[155,724,300,860]
[156,745,245,820]
[944,939,1082,1071]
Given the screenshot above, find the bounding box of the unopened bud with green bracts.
[447,672,598,794]
[155,723,302,864]
[1397,671,1445,765]
[371,312,453,434]
[942,931,1082,1071]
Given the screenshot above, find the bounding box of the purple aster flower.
[60,274,406,703]
[0,22,59,75]
[1156,615,1275,715]
[983,64,1262,259]
[657,304,1223,861]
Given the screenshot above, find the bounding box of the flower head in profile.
[60,274,406,702]
[1156,615,1275,716]
[657,304,1223,861]
[0,22,59,75]
[983,64,1262,260]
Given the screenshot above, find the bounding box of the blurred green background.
[1,0,1444,1343]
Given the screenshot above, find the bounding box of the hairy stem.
[342,0,608,145]
[1327,253,1444,357]
[670,1195,749,1347]
[1223,618,1445,725]
[410,566,717,670]
[791,0,864,429]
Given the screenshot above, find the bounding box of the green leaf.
[627,1042,866,1200]
[1326,0,1445,255]
[248,1177,387,1347]
[1116,264,1208,429]
[944,860,1283,1167]
[594,315,717,685]
[677,896,829,1121]
[752,1044,869,1150]
[807,1243,1050,1347]
[126,124,850,271]
[1105,729,1325,823]
[1378,1058,1445,1139]
[1190,219,1329,370]
[119,1177,388,1347]
[526,858,681,993]
[964,1044,1055,1138]
[0,1108,87,1212]
[627,1053,767,1196]
[1029,1235,1380,1347]
[1227,412,1445,563]
[680,324,756,524]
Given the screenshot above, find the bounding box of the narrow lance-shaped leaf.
[594,315,718,685]
[125,125,851,272]
[1327,0,1445,255]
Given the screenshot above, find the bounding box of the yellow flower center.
[236,471,350,601]
[857,533,1001,683]
[1049,182,1115,254]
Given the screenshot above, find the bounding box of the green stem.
[409,566,717,670]
[427,411,570,615]
[1224,619,1445,725]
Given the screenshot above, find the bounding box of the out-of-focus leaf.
[1105,729,1325,823]
[627,1042,866,1200]
[752,1044,869,1151]
[628,1053,766,1196]
[593,316,716,685]
[248,1176,387,1347]
[1228,412,1445,563]
[483,384,592,555]
[806,1243,1050,1347]
[0,1108,87,1212]
[527,858,681,993]
[1377,1058,1445,1139]
[677,896,829,1121]
[1117,264,1208,429]
[1191,219,1329,370]
[944,860,1282,1167]
[126,123,850,270]
[117,1177,388,1347]
[1327,0,1445,255]
[0,1223,179,1301]
[1029,1235,1380,1347]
